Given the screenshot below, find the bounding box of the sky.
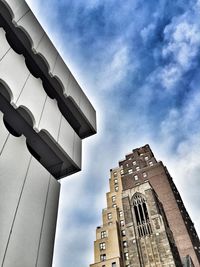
[26,0,200,266]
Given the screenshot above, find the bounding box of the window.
[112,262,117,267]
[120,220,124,227]
[108,222,112,226]
[149,161,153,166]
[113,172,117,177]
[121,230,126,236]
[124,252,129,260]
[133,161,136,165]
[123,241,128,248]
[133,193,152,237]
[134,175,138,181]
[143,172,147,178]
[112,204,117,208]
[126,163,129,167]
[128,169,133,174]
[120,169,124,174]
[101,231,107,238]
[99,242,106,250]
[114,178,118,184]
[119,210,123,217]
[115,186,119,192]
[107,213,112,220]
[100,254,106,261]
[145,156,149,161]
[112,196,116,202]
[136,166,140,171]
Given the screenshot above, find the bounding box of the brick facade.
[89,145,200,267]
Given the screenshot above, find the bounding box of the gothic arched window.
[133,193,152,237]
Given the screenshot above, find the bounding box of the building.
[0,0,96,266]
[90,145,200,267]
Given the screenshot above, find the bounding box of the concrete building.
[0,0,96,266]
[90,145,200,267]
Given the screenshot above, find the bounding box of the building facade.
[0,0,96,266]
[90,145,200,267]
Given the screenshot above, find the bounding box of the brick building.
[90,145,200,267]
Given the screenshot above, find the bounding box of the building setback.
[90,145,200,267]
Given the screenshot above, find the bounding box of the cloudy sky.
[27,0,200,266]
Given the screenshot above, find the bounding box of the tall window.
[133,193,152,237]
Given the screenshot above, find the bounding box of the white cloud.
[96,41,132,91]
[141,23,156,43]
[163,21,200,68]
[159,1,200,90]
[160,64,182,90]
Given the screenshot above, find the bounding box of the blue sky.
[27,0,200,266]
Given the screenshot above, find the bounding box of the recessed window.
[108,222,112,226]
[143,172,147,178]
[115,186,119,192]
[112,196,116,202]
[133,161,136,165]
[145,156,149,161]
[134,175,138,181]
[107,213,112,220]
[120,220,124,227]
[133,193,152,237]
[119,210,123,217]
[101,231,107,238]
[149,161,153,166]
[124,252,129,260]
[112,204,117,208]
[136,166,140,171]
[122,230,126,236]
[128,169,133,174]
[112,262,117,267]
[120,169,124,174]
[99,242,106,250]
[126,163,129,167]
[114,178,118,184]
[123,241,128,248]
[100,254,106,261]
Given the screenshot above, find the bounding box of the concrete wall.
[0,0,96,266]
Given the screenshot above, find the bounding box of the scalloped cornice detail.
[0,0,96,139]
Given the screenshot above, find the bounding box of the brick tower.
[90,145,200,267]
